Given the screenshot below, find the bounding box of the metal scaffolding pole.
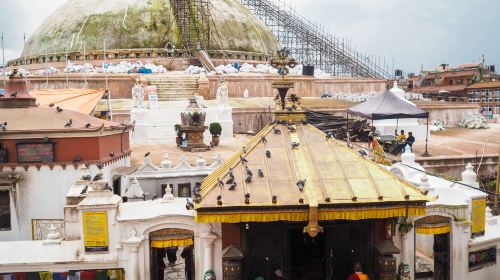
[1,33,5,88]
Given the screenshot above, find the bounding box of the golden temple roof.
[195,121,431,223]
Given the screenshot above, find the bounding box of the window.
[469,246,496,271]
[0,190,11,230]
[178,183,192,197]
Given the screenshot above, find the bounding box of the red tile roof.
[466,81,500,90]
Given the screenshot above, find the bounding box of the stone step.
[155,87,198,91]
[146,78,199,82]
[147,78,199,82]
[156,93,196,97]
[157,96,195,101]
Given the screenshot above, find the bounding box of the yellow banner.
[83,212,109,252]
[471,198,486,238]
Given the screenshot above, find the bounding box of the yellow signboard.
[83,212,109,252]
[471,198,486,238]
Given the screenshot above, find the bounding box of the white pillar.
[451,221,469,280]
[399,228,415,279]
[124,229,143,280]
[199,232,218,275]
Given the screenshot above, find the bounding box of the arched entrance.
[149,228,195,280]
[414,216,452,280]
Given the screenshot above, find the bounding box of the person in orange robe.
[347,262,369,280]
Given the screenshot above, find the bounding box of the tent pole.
[422,116,430,157]
[346,110,349,140]
[395,118,399,135]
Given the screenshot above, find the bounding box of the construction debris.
[306,110,371,142]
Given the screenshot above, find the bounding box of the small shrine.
[179,97,209,152]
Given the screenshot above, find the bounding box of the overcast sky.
[1,0,499,73]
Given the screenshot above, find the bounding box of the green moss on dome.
[22,0,278,57]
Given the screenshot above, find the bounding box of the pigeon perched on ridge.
[258,169,264,177]
[186,198,194,210]
[80,185,88,195]
[296,179,306,192]
[64,119,72,127]
[228,182,237,190]
[103,183,113,191]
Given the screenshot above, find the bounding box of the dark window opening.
[112,177,121,196]
[0,190,11,230]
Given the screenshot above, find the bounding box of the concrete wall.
[419,103,480,127]
[205,75,386,99]
[26,74,135,99]
[417,154,498,179]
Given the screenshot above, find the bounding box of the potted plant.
[209,122,222,146]
[398,217,414,235]
[175,124,183,146]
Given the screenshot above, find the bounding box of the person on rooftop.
[396,129,407,143]
[392,132,415,155]
[368,126,379,138]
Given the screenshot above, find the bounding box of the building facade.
[0,72,132,241]
[466,81,500,119]
[411,63,497,103]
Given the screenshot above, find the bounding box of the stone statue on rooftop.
[132,76,144,108]
[216,76,229,108]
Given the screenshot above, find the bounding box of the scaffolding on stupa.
[171,0,211,51]
[240,0,391,78]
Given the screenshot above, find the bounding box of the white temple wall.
[415,233,434,258]
[0,158,130,241]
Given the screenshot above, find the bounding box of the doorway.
[433,233,450,280]
[414,216,451,280]
[287,222,373,280]
[289,228,325,280]
[324,223,373,280]
[149,229,194,280]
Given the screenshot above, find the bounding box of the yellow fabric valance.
[151,237,193,248]
[195,206,426,223]
[319,206,426,221]
[195,211,309,223]
[416,225,451,235]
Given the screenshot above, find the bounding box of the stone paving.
[162,247,188,280]
[415,251,434,280]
